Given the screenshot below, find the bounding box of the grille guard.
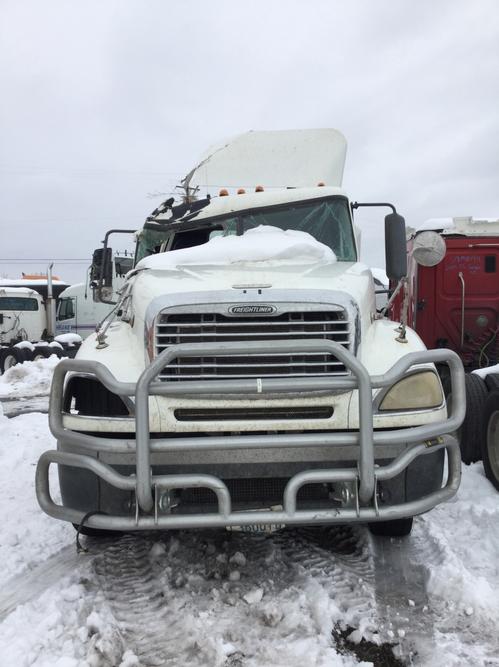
[36,340,466,530]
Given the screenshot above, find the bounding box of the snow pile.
[421,463,499,662]
[0,578,132,667]
[0,356,60,399]
[54,333,82,347]
[137,225,336,270]
[0,413,71,586]
[472,363,499,379]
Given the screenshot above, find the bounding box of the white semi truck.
[36,129,466,538]
[0,273,81,373]
[56,254,133,339]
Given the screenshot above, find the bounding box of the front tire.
[32,346,56,360]
[482,390,499,492]
[459,374,488,464]
[369,517,413,537]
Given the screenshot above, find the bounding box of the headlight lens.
[379,371,443,411]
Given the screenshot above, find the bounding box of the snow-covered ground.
[0,356,60,402]
[1,365,499,666]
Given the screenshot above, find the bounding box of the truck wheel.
[32,348,47,360]
[0,347,25,374]
[460,374,488,464]
[369,517,413,537]
[482,390,499,491]
[33,345,61,361]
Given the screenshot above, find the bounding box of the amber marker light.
[237,188,246,194]
[219,188,229,196]
[317,181,325,187]
[255,185,264,192]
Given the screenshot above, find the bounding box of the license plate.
[226,505,285,534]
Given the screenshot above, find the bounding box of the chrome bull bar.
[36,340,466,530]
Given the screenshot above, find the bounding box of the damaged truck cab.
[36,129,466,537]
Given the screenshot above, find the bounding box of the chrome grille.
[155,309,352,381]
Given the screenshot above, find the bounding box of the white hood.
[132,259,373,335]
[132,226,373,331]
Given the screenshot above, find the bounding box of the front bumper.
[36,340,466,531]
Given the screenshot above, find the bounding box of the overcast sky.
[1,0,498,283]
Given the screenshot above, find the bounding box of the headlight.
[379,371,443,411]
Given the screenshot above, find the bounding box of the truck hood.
[131,260,374,328]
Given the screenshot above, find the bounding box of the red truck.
[391,217,499,490]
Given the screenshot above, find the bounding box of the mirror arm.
[351,201,397,214]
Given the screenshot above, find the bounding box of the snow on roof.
[0,287,40,297]
[0,278,68,286]
[417,217,499,236]
[417,218,455,232]
[137,225,336,270]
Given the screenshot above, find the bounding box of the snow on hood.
[136,226,336,270]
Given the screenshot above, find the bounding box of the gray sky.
[1,0,498,283]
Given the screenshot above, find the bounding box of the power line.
[0,258,91,263]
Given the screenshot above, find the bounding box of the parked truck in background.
[36,129,466,538]
[0,272,81,373]
[390,217,499,490]
[56,254,133,339]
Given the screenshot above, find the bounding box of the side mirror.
[385,213,407,281]
[91,247,113,287]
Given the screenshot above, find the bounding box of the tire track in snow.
[92,527,381,666]
[93,534,171,666]
[277,526,378,635]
